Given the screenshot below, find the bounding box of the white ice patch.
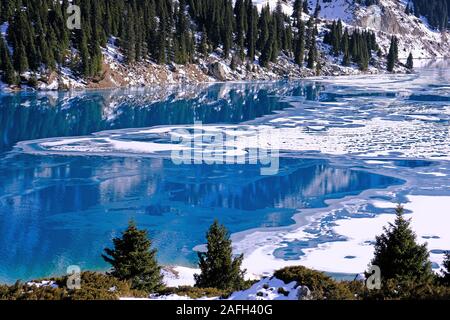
[238,196,450,276]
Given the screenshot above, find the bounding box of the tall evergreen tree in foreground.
[370,205,433,284]
[195,220,246,291]
[441,252,450,286]
[406,52,414,70]
[102,220,163,292]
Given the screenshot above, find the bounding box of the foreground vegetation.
[1,206,449,300]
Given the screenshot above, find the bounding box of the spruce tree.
[246,5,258,61]
[307,35,316,69]
[124,8,137,64]
[293,0,303,26]
[294,20,305,66]
[313,0,321,18]
[157,19,167,64]
[274,1,284,51]
[222,0,234,59]
[195,220,246,291]
[406,52,414,70]
[102,220,164,292]
[342,29,350,66]
[441,252,450,286]
[387,36,396,72]
[370,205,433,285]
[257,5,271,53]
[235,0,246,59]
[269,17,279,63]
[79,30,91,78]
[259,36,272,68]
[359,39,369,71]
[13,41,29,74]
[0,37,17,85]
[199,26,209,56]
[303,0,309,15]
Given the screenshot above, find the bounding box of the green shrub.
[0,272,146,301]
[274,266,356,300]
[277,287,289,297]
[363,278,450,300]
[159,286,227,299]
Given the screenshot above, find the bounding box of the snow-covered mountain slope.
[10,0,448,91]
[258,0,450,59]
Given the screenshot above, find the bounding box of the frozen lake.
[1,60,449,283]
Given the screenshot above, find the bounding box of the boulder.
[297,285,313,300]
[208,62,229,81]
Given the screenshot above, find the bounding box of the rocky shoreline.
[4,52,410,92]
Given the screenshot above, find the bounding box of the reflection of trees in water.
[0,82,323,152]
[0,154,396,283]
[162,160,395,211]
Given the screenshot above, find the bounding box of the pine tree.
[269,16,279,63]
[13,41,29,74]
[370,205,433,285]
[0,36,17,85]
[194,220,246,291]
[387,36,397,72]
[257,5,271,53]
[222,0,234,58]
[157,19,167,64]
[303,0,309,15]
[274,1,284,54]
[313,0,321,18]
[235,0,246,59]
[359,39,369,71]
[393,36,399,62]
[246,4,258,61]
[294,20,305,66]
[79,30,91,78]
[124,6,137,64]
[307,32,317,69]
[102,220,164,292]
[342,29,350,66]
[406,52,414,70]
[174,0,189,64]
[199,26,209,56]
[442,252,450,286]
[259,34,272,68]
[293,0,303,26]
[405,1,411,15]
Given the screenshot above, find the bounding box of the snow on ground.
[308,0,354,22]
[228,277,301,300]
[124,276,303,300]
[163,266,199,288]
[252,0,293,16]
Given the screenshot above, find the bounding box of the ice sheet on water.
[17,67,450,161]
[12,66,450,277]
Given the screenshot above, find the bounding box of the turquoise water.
[2,62,449,284]
[0,154,400,283]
